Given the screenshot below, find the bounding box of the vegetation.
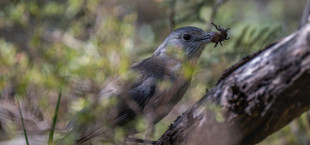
[0,0,309,144]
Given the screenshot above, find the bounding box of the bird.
[70,26,211,144]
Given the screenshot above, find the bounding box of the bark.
[155,24,310,145]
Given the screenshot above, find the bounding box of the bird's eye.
[182,34,191,40]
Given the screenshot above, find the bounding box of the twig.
[168,0,176,31]
[175,1,204,24]
[300,0,310,29]
[125,137,156,144]
[206,0,229,31]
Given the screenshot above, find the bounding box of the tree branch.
[155,23,310,145]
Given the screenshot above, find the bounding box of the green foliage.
[0,0,308,144]
[48,89,62,145]
[18,100,30,145]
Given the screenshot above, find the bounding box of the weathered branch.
[155,24,310,145]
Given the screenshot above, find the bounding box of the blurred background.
[0,0,309,144]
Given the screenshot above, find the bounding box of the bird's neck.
[151,54,181,71]
[151,53,198,79]
[153,42,201,65]
[153,49,199,66]
[152,42,200,78]
[154,40,185,61]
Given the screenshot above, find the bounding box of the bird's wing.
[111,76,158,126]
[128,77,156,109]
[97,72,157,112]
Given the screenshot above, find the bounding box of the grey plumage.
[73,26,211,144]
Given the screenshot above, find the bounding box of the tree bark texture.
[155,24,310,145]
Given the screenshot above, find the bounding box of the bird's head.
[154,26,210,61]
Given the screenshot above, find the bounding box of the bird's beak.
[199,33,211,44]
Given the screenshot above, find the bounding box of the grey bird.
[73,26,211,144]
